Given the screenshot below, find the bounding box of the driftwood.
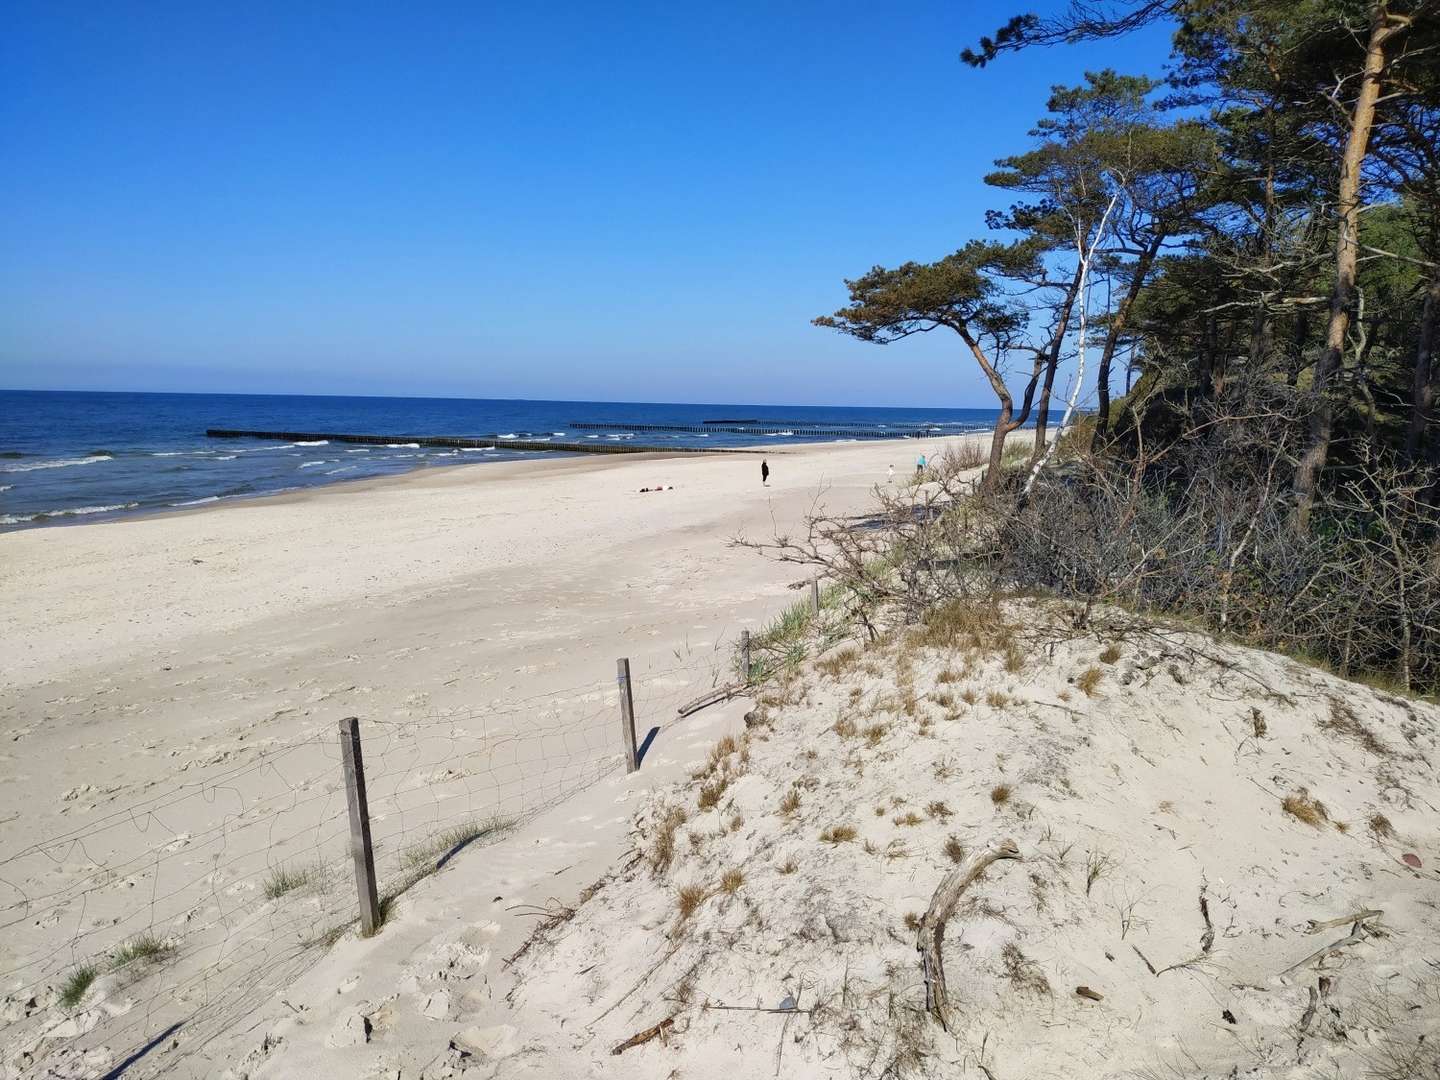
[915,837,1022,1028]
[677,683,746,718]
[611,1016,675,1055]
[1305,909,1382,934]
[1281,914,1380,976]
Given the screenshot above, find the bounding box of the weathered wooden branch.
[915,837,1021,1029]
[1280,917,1376,976]
[611,1016,675,1055]
[677,683,746,718]
[1304,909,1381,934]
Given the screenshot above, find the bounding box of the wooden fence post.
[339,716,381,936]
[811,577,821,617]
[617,658,639,773]
[740,630,752,684]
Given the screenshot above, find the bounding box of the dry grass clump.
[676,883,708,920]
[1098,642,1123,664]
[1250,707,1268,738]
[985,690,1011,709]
[1282,789,1328,827]
[779,788,801,816]
[937,667,963,684]
[1319,698,1391,758]
[863,722,888,747]
[1074,666,1104,696]
[925,800,953,820]
[649,806,689,876]
[1003,643,1026,674]
[1084,850,1114,894]
[960,687,979,706]
[1000,941,1052,996]
[820,824,858,844]
[914,600,1016,655]
[990,783,1012,806]
[930,690,956,708]
[1369,812,1395,839]
[833,716,858,739]
[698,777,729,811]
[944,837,966,864]
[815,647,862,678]
[893,811,923,827]
[903,911,923,932]
[779,859,798,874]
[718,868,744,894]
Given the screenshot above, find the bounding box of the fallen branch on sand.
[677,683,746,717]
[1281,914,1380,976]
[1305,909,1382,934]
[915,837,1022,1029]
[611,1016,675,1055]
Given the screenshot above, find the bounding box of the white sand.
[0,436,974,1078]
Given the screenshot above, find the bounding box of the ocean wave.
[216,455,237,460]
[1,454,113,473]
[386,442,421,448]
[2,502,139,525]
[298,460,328,469]
[324,465,358,475]
[345,448,371,453]
[152,451,188,457]
[173,495,221,507]
[0,485,10,492]
[498,433,518,440]
[294,440,329,446]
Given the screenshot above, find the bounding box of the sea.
[0,390,1005,531]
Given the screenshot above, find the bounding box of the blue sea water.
[0,390,1004,531]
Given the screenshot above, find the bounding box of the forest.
[813,0,1440,696]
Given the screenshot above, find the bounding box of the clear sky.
[1,2,1175,406]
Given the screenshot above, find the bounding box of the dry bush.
[903,911,923,931]
[718,868,744,894]
[833,716,857,739]
[990,784,1012,806]
[863,722,888,746]
[937,666,963,684]
[779,788,801,816]
[1369,812,1395,839]
[985,690,1010,709]
[926,800,953,820]
[893,812,923,827]
[1282,789,1328,827]
[820,824,858,844]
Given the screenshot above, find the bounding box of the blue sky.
[1,2,1175,406]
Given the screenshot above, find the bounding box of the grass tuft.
[263,862,315,900]
[676,883,707,920]
[819,824,857,844]
[1282,789,1328,827]
[990,784,1012,806]
[110,933,174,970]
[1074,667,1104,696]
[1369,812,1395,839]
[944,836,966,864]
[718,868,744,894]
[58,965,98,1009]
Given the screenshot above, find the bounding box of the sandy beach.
[0,435,978,1077]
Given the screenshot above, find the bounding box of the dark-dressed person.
[761,459,770,486]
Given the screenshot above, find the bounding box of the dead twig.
[611,1016,675,1055]
[1304,909,1381,934]
[1280,919,1375,976]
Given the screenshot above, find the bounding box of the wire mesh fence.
[0,648,734,1078]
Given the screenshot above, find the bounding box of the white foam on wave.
[325,465,358,475]
[294,440,329,446]
[346,448,371,453]
[2,502,139,525]
[216,455,237,460]
[298,460,327,469]
[386,442,421,448]
[152,451,187,457]
[498,433,518,440]
[1,454,113,473]
[0,484,11,492]
[174,495,221,507]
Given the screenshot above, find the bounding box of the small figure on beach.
[761,459,770,486]
[887,464,894,483]
[916,453,926,476]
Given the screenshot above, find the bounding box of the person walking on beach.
[887,464,895,483]
[916,453,926,477]
[761,459,770,486]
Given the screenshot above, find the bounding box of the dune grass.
[58,965,98,1009]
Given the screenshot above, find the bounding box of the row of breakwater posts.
[205,428,755,455]
[569,421,941,438]
[0,577,829,1079]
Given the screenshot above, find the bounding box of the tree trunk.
[1404,270,1440,465]
[1292,3,1405,524]
[959,327,1017,492]
[1095,232,1163,439]
[1033,262,1086,458]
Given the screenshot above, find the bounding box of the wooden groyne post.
[740,630,751,684]
[339,717,382,936]
[811,577,821,618]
